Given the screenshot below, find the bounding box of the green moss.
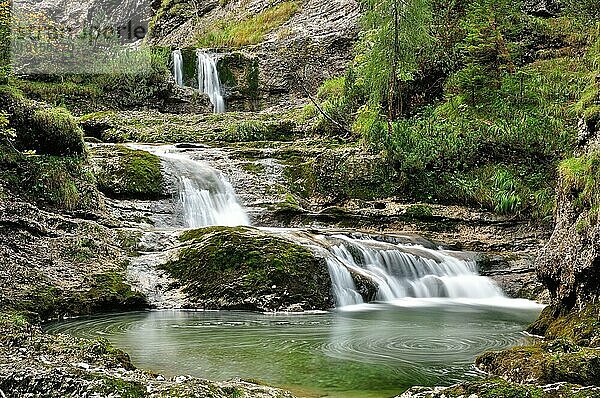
[559,152,600,222]
[404,204,434,218]
[476,341,600,386]
[195,2,299,48]
[88,376,146,397]
[165,226,332,311]
[91,145,165,200]
[224,119,297,142]
[0,85,85,156]
[444,379,544,398]
[541,304,600,347]
[14,271,147,321]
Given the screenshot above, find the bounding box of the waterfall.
[172,49,184,87]
[196,50,226,113]
[316,235,504,307]
[134,145,249,228]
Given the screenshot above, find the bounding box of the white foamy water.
[172,49,184,87]
[314,234,506,307]
[197,50,225,113]
[133,145,249,228]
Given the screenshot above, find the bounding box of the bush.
[0,152,99,210]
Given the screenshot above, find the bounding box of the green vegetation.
[311,0,600,219]
[195,2,299,48]
[528,304,600,347]
[9,47,171,115]
[476,340,600,386]
[559,152,600,223]
[225,119,297,141]
[444,379,545,398]
[91,145,165,200]
[0,85,85,156]
[404,204,433,218]
[0,148,99,210]
[78,110,302,144]
[164,226,333,311]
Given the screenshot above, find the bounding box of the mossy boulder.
[11,271,148,321]
[528,304,600,347]
[403,378,600,398]
[476,340,600,386]
[162,226,333,311]
[90,145,165,200]
[0,85,85,156]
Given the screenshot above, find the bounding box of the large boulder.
[161,226,334,311]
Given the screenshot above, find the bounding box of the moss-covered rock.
[162,226,333,311]
[0,85,85,156]
[90,145,165,200]
[400,378,600,398]
[77,110,302,144]
[12,271,147,321]
[528,304,600,347]
[476,340,600,386]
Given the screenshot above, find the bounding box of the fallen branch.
[293,70,353,139]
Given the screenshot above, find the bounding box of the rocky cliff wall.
[535,122,600,312]
[149,0,360,110]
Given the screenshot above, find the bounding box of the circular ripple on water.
[44,308,536,396]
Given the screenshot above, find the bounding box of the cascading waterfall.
[317,235,504,307]
[133,145,249,228]
[172,49,184,87]
[196,50,226,113]
[127,145,508,309]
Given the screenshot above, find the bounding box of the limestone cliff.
[535,123,600,312]
[148,0,360,109]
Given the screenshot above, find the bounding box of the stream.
[48,144,545,397]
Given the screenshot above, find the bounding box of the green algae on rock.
[163,226,333,311]
[90,145,165,200]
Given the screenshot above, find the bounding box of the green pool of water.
[46,299,542,398]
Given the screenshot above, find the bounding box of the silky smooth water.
[197,51,225,113]
[46,301,542,398]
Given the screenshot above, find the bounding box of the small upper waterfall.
[197,50,226,113]
[172,49,184,87]
[316,235,504,307]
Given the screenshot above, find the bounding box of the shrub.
[0,152,99,210]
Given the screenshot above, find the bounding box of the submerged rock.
[161,226,334,311]
[0,313,296,398]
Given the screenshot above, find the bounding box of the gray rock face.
[149,0,360,110]
[16,0,152,36]
[522,0,562,17]
[536,131,600,311]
